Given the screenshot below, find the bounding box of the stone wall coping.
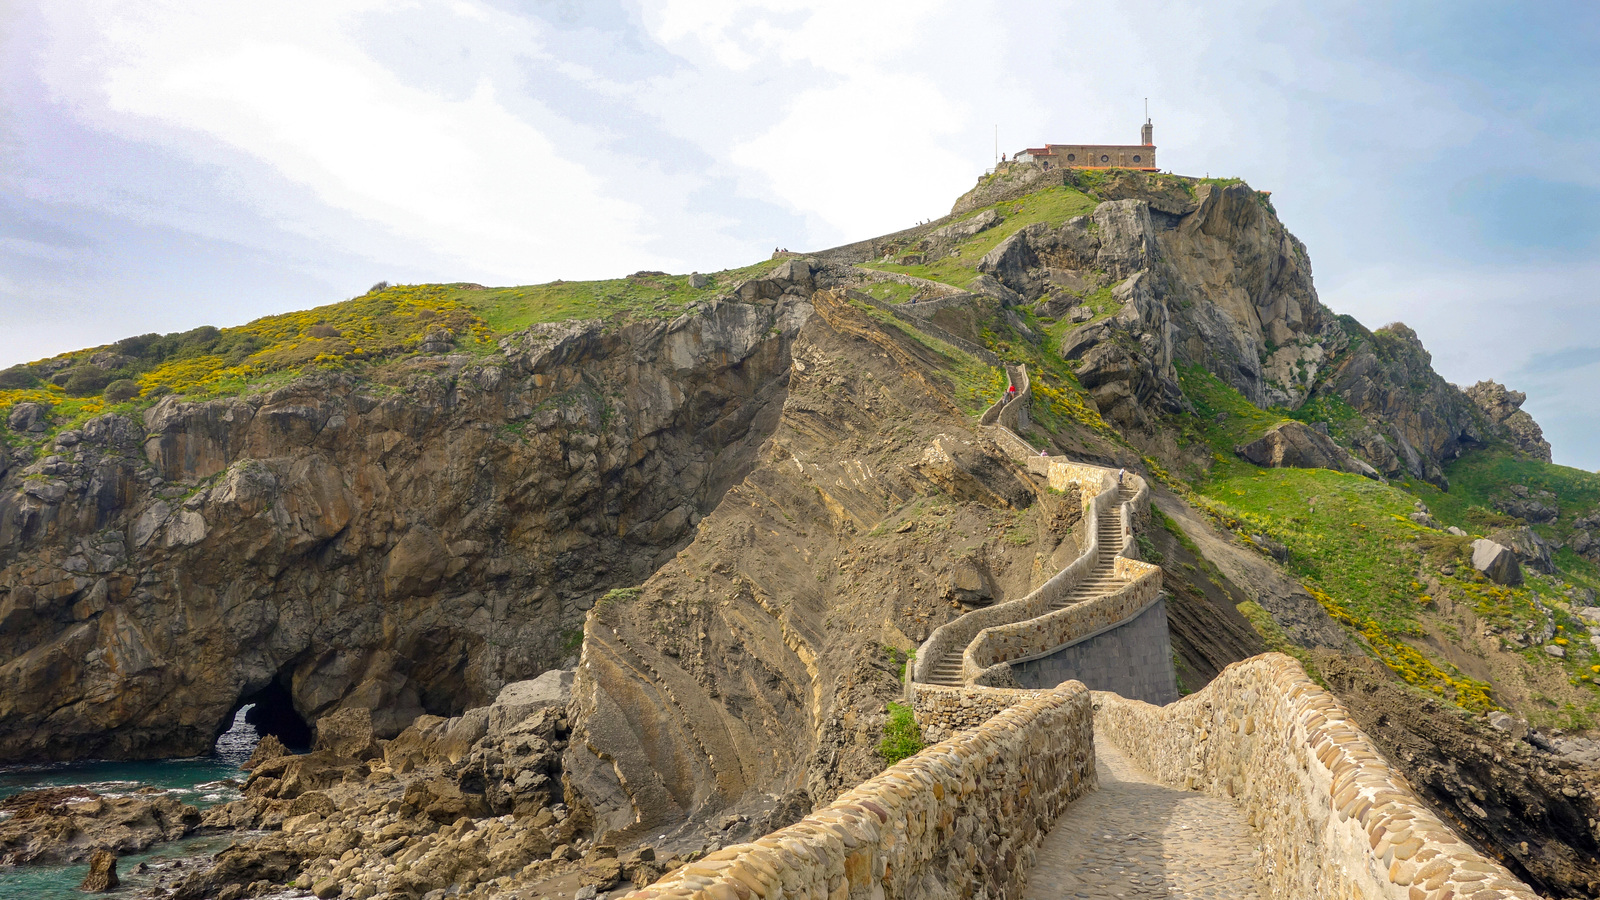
[620,681,1096,900]
[1095,653,1541,900]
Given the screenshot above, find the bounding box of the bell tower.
[1141,98,1153,146]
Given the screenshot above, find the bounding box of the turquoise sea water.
[0,707,263,899]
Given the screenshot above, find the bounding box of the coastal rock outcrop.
[0,288,813,762]
[1234,420,1379,478]
[0,787,199,865]
[1466,380,1553,461]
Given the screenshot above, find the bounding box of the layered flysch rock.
[0,279,814,762]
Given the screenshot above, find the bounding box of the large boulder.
[1234,421,1380,479]
[1485,526,1555,574]
[487,669,573,736]
[312,707,379,761]
[1471,539,1523,586]
[79,848,119,892]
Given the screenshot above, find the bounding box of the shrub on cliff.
[0,366,35,390]
[878,701,924,767]
[62,365,113,397]
[103,379,140,402]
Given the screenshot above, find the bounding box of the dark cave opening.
[214,679,313,757]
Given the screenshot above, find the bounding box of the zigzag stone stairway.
[923,484,1135,688]
[621,366,1543,900]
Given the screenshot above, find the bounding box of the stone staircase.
[911,365,1159,695]
[1050,487,1132,610]
[921,483,1137,687]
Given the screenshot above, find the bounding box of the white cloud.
[32,0,662,282]
[638,0,991,241]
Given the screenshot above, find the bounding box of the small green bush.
[103,379,140,402]
[878,701,925,767]
[63,365,113,397]
[0,366,35,389]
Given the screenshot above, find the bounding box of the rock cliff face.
[565,289,1084,841]
[0,289,811,761]
[1466,380,1553,462]
[969,171,1548,483]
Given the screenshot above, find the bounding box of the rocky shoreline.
[136,669,744,900]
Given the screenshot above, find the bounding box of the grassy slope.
[1174,365,1600,724]
[858,185,1099,287]
[0,263,783,442]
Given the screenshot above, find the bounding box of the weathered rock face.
[1234,420,1379,478]
[1314,321,1482,487]
[1466,380,1553,462]
[565,290,1082,841]
[0,290,813,762]
[970,172,1535,484]
[983,178,1330,427]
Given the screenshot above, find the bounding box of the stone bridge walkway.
[1024,736,1267,900]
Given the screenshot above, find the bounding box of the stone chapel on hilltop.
[1014,115,1157,171]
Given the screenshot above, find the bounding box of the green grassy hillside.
[0,264,782,443]
[1169,365,1600,726]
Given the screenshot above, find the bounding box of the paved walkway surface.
[1024,736,1268,900]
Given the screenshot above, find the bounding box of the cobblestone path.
[1024,736,1268,900]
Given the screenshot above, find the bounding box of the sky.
[1,1,1597,468]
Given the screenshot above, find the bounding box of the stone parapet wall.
[1013,597,1177,703]
[964,558,1161,680]
[622,682,1096,900]
[910,682,1052,743]
[1095,654,1540,900]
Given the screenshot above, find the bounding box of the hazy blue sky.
[2,1,1597,467]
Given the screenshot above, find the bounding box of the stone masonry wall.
[621,682,1096,900]
[1013,596,1177,704]
[909,470,1114,686]
[965,556,1162,682]
[1095,654,1540,900]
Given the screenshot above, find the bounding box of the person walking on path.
[1006,384,1018,402]
[1117,467,1125,485]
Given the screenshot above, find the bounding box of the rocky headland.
[1,167,1597,898]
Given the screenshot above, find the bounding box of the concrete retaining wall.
[621,682,1096,900]
[1013,595,1177,703]
[1095,654,1539,900]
